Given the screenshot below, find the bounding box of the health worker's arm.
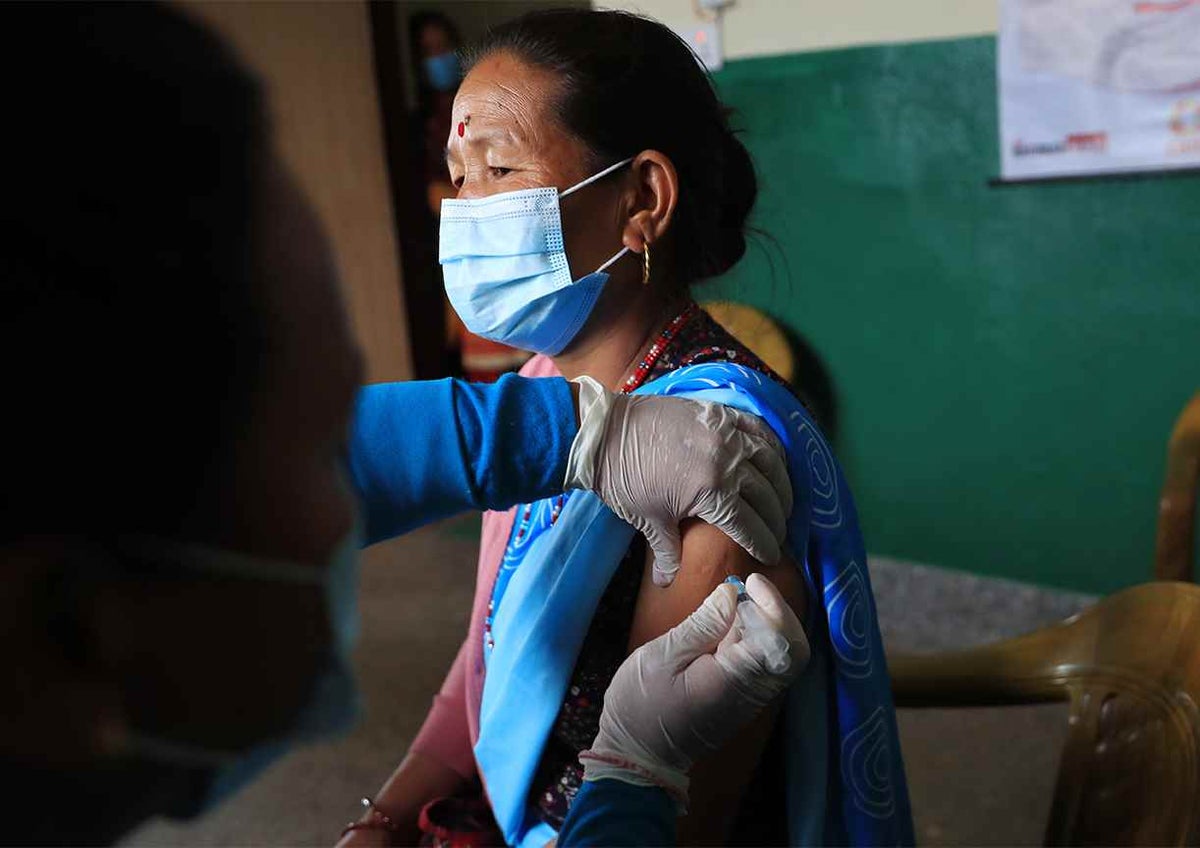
[557,780,676,847]
[350,374,576,545]
[350,377,794,580]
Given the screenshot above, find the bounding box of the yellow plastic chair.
[890,581,1200,845]
[700,301,795,383]
[1155,393,1200,583]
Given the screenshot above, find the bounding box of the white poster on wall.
[999,0,1200,180]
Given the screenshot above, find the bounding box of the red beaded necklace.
[620,302,699,394]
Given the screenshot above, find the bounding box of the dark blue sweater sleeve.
[558,779,677,847]
[349,374,577,544]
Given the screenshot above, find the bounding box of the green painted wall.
[709,37,1199,595]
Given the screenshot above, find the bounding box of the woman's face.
[446,51,632,283]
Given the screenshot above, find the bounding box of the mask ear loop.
[558,156,634,200]
[560,157,636,278]
[595,245,630,274]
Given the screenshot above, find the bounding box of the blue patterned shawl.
[475,362,913,847]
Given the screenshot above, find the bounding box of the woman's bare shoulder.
[628,518,806,652]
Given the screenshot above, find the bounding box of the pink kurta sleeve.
[413,354,563,777]
[408,639,478,780]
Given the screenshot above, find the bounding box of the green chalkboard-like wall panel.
[709,37,1198,594]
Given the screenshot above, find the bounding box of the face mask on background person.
[423,51,461,93]
[438,158,633,356]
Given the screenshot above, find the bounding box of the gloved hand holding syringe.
[578,573,808,807]
[723,574,792,675]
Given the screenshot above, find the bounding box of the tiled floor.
[122,517,1095,846]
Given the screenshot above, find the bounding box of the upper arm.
[628,518,806,651]
[628,519,806,844]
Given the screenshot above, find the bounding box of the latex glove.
[578,573,809,807]
[564,376,793,586]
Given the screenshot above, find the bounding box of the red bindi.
[457,121,465,137]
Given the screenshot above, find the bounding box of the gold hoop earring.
[642,242,651,286]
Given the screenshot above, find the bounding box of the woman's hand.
[349,752,466,847]
[335,822,393,848]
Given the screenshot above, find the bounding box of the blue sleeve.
[349,375,577,544]
[557,779,677,847]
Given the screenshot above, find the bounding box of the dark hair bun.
[713,123,757,277]
[470,9,758,290]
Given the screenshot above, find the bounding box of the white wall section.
[598,0,997,57]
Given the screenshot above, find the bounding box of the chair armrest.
[889,617,1086,708]
[889,646,1071,708]
[1155,392,1200,583]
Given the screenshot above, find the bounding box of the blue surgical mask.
[423,51,461,92]
[123,522,362,813]
[439,158,633,356]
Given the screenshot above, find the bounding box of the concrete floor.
[123,515,1094,846]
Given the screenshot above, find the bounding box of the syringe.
[723,576,792,674]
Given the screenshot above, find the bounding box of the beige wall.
[598,0,997,58]
[182,1,412,383]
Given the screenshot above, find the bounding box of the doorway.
[369,0,588,380]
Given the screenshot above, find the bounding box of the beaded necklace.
[619,301,699,393]
[483,302,702,654]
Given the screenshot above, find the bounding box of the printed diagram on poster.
[999,0,1200,180]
